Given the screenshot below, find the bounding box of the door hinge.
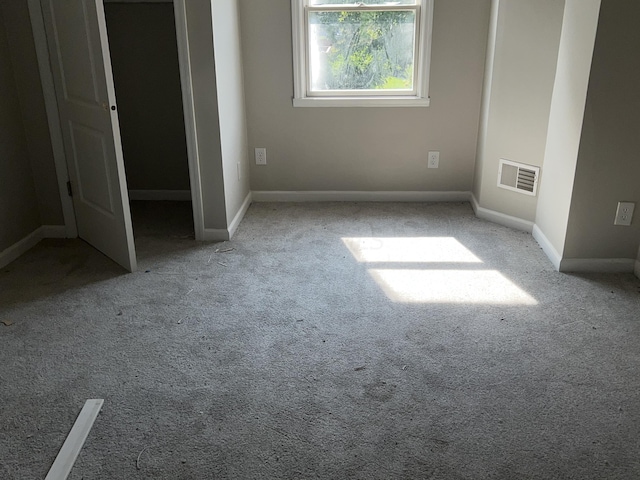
[67,180,73,197]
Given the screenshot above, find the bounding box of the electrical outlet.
[255,148,267,165]
[428,151,440,169]
[614,201,635,226]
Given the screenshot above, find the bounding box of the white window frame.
[291,0,433,107]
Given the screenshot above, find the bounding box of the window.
[292,0,433,107]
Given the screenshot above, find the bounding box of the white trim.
[291,0,433,107]
[228,192,252,239]
[293,96,430,108]
[470,194,534,233]
[252,190,471,203]
[45,399,104,480]
[291,0,304,102]
[532,224,562,271]
[174,0,205,242]
[128,190,191,201]
[202,229,230,242]
[28,0,77,239]
[559,258,635,274]
[419,0,434,104]
[533,224,635,273]
[41,225,68,238]
[0,225,69,269]
[0,229,43,269]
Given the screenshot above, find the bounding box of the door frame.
[28,0,206,241]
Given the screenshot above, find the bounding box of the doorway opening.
[104,1,194,243]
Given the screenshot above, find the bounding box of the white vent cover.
[497,159,540,196]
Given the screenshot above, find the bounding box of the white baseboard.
[470,193,534,232]
[128,190,191,201]
[0,229,43,269]
[251,190,471,203]
[202,229,230,242]
[560,258,635,273]
[1,224,72,269]
[200,192,252,242]
[532,224,562,271]
[228,192,252,239]
[41,225,68,238]
[532,224,636,273]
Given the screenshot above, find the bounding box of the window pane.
[310,1,417,5]
[308,10,416,92]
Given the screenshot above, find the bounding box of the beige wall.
[211,0,251,225]
[1,1,62,226]
[0,5,41,251]
[563,0,640,261]
[474,0,564,221]
[104,3,190,192]
[240,0,490,193]
[534,0,601,258]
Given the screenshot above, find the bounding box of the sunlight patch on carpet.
[342,237,483,263]
[369,269,538,304]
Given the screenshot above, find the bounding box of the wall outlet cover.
[255,148,267,165]
[428,151,440,169]
[614,201,635,226]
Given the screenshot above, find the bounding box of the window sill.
[292,96,431,108]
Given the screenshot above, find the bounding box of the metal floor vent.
[497,159,540,196]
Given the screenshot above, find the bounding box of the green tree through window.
[310,9,416,91]
[292,0,433,105]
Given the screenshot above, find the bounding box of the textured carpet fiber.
[1,201,639,479]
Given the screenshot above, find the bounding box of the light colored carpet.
[1,201,639,479]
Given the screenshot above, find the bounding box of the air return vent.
[497,159,540,196]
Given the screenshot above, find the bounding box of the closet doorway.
[104,1,195,243]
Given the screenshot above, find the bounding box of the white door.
[41,0,137,272]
